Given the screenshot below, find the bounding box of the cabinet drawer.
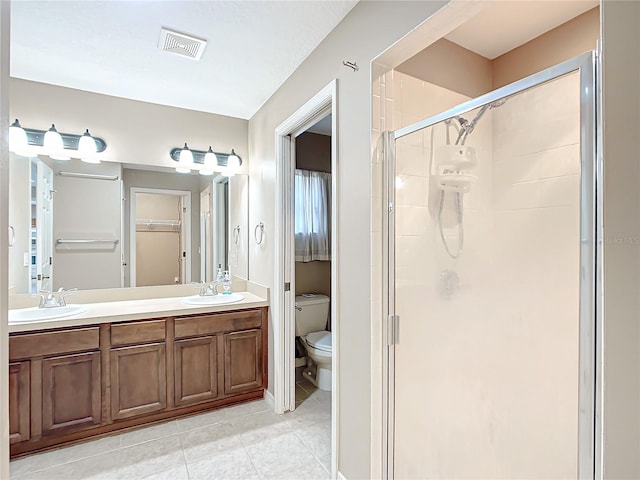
[111,319,166,346]
[10,327,99,360]
[175,309,261,339]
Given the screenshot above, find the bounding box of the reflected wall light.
[169,145,242,176]
[8,119,107,163]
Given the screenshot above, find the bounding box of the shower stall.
[384,52,598,478]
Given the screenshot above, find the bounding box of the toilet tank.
[294,294,330,336]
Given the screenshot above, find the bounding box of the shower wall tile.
[372,95,381,133]
[395,143,428,177]
[396,175,429,207]
[371,231,382,269]
[396,205,429,237]
[535,144,580,179]
[537,175,580,208]
[493,181,541,211]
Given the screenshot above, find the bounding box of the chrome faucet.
[38,287,77,308]
[191,281,221,296]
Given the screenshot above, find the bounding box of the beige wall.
[247,2,448,477]
[396,38,493,98]
[493,7,599,88]
[8,78,248,174]
[601,2,640,477]
[50,158,122,290]
[296,132,332,173]
[295,261,331,297]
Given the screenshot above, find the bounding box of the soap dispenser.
[215,264,224,294]
[215,264,224,284]
[222,270,232,295]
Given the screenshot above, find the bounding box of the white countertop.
[9,291,269,333]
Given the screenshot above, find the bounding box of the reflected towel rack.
[58,171,119,181]
[56,239,120,245]
[136,219,181,228]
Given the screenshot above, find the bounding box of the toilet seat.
[305,330,332,353]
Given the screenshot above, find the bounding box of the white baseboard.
[337,472,347,480]
[263,388,275,410]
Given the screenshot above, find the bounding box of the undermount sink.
[181,293,244,306]
[9,304,90,324]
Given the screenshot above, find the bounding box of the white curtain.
[295,169,331,262]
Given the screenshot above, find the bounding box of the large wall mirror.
[8,153,249,294]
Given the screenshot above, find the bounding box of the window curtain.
[295,169,331,262]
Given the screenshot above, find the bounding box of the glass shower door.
[387,53,597,479]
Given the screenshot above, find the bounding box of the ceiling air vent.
[158,27,207,61]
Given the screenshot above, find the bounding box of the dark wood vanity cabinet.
[9,306,268,458]
[224,329,263,395]
[41,352,102,435]
[111,343,167,420]
[174,336,218,407]
[9,361,30,444]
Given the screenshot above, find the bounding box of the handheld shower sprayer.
[433,97,507,259]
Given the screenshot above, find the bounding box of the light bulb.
[176,143,193,173]
[43,124,64,153]
[9,119,27,153]
[227,149,241,169]
[78,129,97,157]
[200,146,216,175]
[179,143,193,164]
[222,149,240,177]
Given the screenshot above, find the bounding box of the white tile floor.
[10,380,330,480]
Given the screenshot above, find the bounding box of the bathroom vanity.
[7,292,268,458]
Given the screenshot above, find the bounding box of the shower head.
[454,97,508,145]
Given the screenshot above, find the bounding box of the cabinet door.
[42,352,101,435]
[9,362,30,444]
[224,329,262,395]
[175,336,218,407]
[111,343,166,420]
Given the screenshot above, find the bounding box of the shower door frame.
[383,51,599,479]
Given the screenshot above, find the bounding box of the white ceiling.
[10,0,358,120]
[445,0,599,59]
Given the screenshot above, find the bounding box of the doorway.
[274,80,338,476]
[129,187,191,287]
[384,53,597,478]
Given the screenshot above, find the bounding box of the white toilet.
[295,293,332,391]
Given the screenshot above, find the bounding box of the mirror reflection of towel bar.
[58,171,119,181]
[56,239,120,245]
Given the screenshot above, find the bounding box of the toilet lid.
[306,331,332,352]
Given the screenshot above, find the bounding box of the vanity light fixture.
[8,119,107,162]
[221,149,241,177]
[78,129,98,163]
[199,146,217,176]
[9,119,28,154]
[44,124,69,160]
[169,144,242,176]
[176,143,194,173]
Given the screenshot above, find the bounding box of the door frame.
[383,52,600,479]
[129,187,191,287]
[274,79,338,475]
